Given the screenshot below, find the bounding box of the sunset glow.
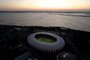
[0,0,90,11]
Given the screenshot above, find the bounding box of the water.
[0,12,90,32]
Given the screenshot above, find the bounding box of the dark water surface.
[0,13,90,32]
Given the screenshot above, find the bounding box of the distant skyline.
[0,0,90,12]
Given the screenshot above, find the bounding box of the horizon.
[0,0,90,12]
[0,10,90,12]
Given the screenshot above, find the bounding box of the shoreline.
[0,24,90,33]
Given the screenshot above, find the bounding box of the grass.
[37,37,55,43]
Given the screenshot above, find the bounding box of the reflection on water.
[0,13,90,32]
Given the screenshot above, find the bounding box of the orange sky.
[0,0,90,11]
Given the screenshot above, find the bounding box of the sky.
[0,0,90,11]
